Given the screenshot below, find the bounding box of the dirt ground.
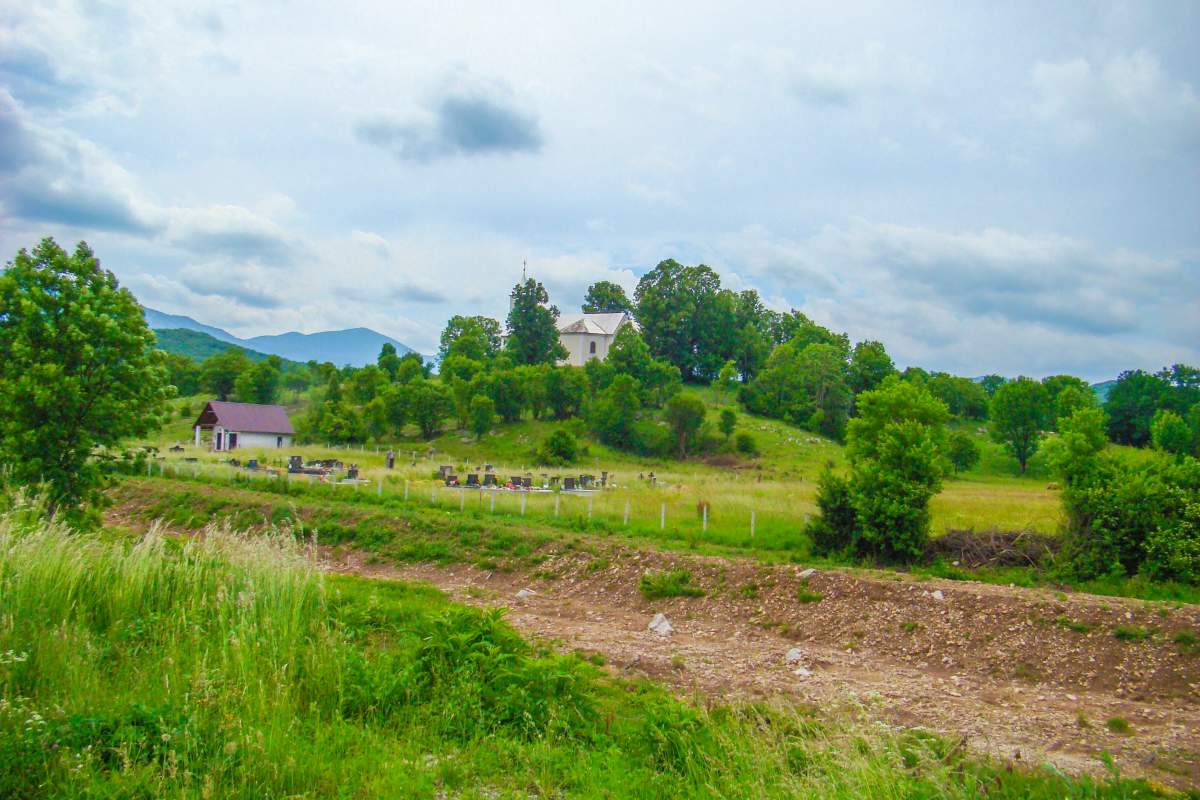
[326,545,1200,791]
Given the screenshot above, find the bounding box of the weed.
[1076,711,1090,729]
[585,557,610,573]
[1105,717,1133,735]
[639,569,706,599]
[796,584,824,604]
[739,582,760,599]
[1112,625,1153,642]
[1054,615,1094,634]
[902,621,921,633]
[1173,630,1197,653]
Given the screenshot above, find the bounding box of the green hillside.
[152,328,294,365]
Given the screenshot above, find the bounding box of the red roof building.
[192,401,294,452]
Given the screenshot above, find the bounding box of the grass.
[1106,717,1134,735]
[639,568,706,599]
[1112,625,1154,642]
[1172,630,1198,653]
[0,497,1173,798]
[796,584,824,604]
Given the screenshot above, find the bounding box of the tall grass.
[0,497,1165,798]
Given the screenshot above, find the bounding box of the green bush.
[805,467,856,555]
[639,569,705,599]
[946,430,980,473]
[734,431,759,456]
[536,429,579,466]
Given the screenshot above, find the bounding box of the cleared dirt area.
[106,483,1200,790]
[327,547,1200,790]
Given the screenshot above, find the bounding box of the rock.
[932,590,945,601]
[515,588,536,599]
[785,647,805,664]
[793,666,812,677]
[798,568,816,579]
[648,612,674,636]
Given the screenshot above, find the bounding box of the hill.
[1092,379,1117,402]
[151,328,290,364]
[141,306,415,367]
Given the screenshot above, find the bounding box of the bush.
[946,430,980,473]
[639,569,705,599]
[178,402,192,419]
[806,467,856,555]
[632,419,673,458]
[536,429,579,466]
[719,409,737,439]
[734,431,759,456]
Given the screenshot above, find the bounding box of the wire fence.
[140,458,811,553]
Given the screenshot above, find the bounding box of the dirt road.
[326,544,1199,790]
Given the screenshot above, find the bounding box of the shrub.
[632,419,673,458]
[805,467,856,556]
[468,394,495,440]
[536,429,579,466]
[719,408,737,439]
[734,431,759,456]
[666,394,706,457]
[639,569,705,599]
[946,430,980,473]
[178,402,192,419]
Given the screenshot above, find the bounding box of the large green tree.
[505,280,567,366]
[665,393,706,458]
[847,340,896,396]
[634,259,735,381]
[582,281,633,314]
[1104,369,1171,447]
[989,377,1051,474]
[0,239,171,518]
[234,359,282,405]
[200,349,250,401]
[439,315,503,362]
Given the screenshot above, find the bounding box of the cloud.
[166,204,298,264]
[0,90,160,234]
[791,45,932,108]
[707,221,1198,379]
[1030,50,1200,151]
[177,261,288,309]
[355,84,543,163]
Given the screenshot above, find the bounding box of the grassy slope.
[152,386,1067,539]
[0,503,1171,799]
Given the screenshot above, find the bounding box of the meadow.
[0,494,1172,799]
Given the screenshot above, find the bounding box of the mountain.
[142,306,414,366]
[152,328,290,364]
[142,307,241,345]
[242,328,412,367]
[1091,380,1117,402]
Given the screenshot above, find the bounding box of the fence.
[141,458,811,554]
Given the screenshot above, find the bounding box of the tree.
[377,342,402,380]
[1151,409,1193,456]
[545,367,589,419]
[979,375,1007,397]
[199,349,250,401]
[719,408,737,440]
[0,239,171,519]
[439,315,502,362]
[794,343,851,439]
[844,378,950,561]
[406,380,453,439]
[713,360,739,405]
[588,374,641,448]
[582,281,633,314]
[665,393,706,458]
[946,430,981,474]
[1105,369,1171,447]
[505,279,567,366]
[487,369,528,423]
[634,259,736,381]
[234,360,281,405]
[989,378,1050,474]
[608,326,681,407]
[848,340,896,396]
[468,395,495,440]
[163,352,201,396]
[1052,384,1098,427]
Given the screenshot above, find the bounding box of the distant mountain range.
[142,307,414,367]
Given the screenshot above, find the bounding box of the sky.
[1,1,1197,381]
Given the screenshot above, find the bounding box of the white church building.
[555,312,635,367]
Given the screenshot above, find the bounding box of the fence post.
[520,493,526,516]
[555,494,560,517]
[460,490,465,511]
[624,500,630,526]
[587,496,593,520]
[377,478,382,497]
[702,504,708,533]
[750,510,756,539]
[660,503,666,530]
[403,480,409,500]
[490,493,495,513]
[431,486,436,504]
